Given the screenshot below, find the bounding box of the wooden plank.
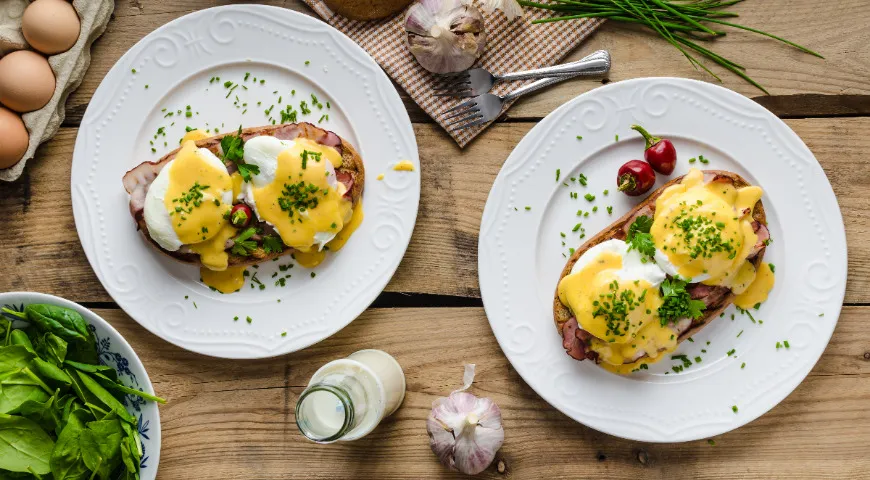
[1,118,867,302]
[94,305,870,479]
[61,0,870,127]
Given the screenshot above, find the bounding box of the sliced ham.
[687,283,731,308]
[748,221,769,258]
[335,171,354,199]
[561,318,597,362]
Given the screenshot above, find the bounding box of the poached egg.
[558,239,677,373]
[650,168,773,306]
[239,136,353,254]
[144,140,234,265]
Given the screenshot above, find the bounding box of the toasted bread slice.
[554,170,768,364]
[122,122,364,268]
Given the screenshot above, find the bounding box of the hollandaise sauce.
[164,141,233,246]
[200,265,247,294]
[558,250,676,374]
[252,140,350,250]
[294,203,364,268]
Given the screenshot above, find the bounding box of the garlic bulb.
[404,0,487,74]
[427,365,504,475]
[481,0,524,20]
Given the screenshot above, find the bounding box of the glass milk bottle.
[295,349,405,443]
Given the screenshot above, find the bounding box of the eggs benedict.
[123,123,365,294]
[555,169,774,374]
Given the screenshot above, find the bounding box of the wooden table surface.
[3,1,870,478]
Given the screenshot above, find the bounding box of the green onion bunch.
[517,0,823,93]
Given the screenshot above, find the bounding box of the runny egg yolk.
[251,139,352,253]
[164,141,232,246]
[558,251,676,372]
[652,169,766,290]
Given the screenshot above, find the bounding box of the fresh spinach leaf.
[17,391,62,435]
[63,361,117,383]
[50,410,90,480]
[64,368,101,409]
[34,332,68,366]
[119,421,141,478]
[73,372,135,425]
[31,358,73,391]
[0,346,34,374]
[22,305,89,344]
[80,417,123,479]
[8,331,34,354]
[0,413,54,474]
[0,369,51,414]
[91,372,166,404]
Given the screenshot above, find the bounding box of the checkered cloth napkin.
[302,1,603,147]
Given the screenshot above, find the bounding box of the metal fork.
[433,50,611,97]
[444,65,607,131]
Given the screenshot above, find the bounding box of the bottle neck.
[295,383,356,443]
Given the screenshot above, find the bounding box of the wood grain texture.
[95,306,870,479]
[60,0,870,127]
[3,118,869,301]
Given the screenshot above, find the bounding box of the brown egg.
[0,50,56,112]
[0,107,29,169]
[22,0,81,55]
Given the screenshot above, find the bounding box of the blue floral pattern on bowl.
[1,293,161,480]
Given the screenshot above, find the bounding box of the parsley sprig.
[231,227,258,256]
[626,215,656,259]
[658,277,706,325]
[262,235,284,254]
[221,126,260,182]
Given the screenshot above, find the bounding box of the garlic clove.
[404,0,487,74]
[454,414,504,475]
[427,365,505,475]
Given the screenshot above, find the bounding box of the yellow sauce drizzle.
[293,249,326,268]
[376,173,384,181]
[189,223,238,271]
[164,141,232,246]
[293,203,364,268]
[181,129,211,144]
[735,262,775,309]
[200,265,247,294]
[230,172,244,202]
[392,160,414,171]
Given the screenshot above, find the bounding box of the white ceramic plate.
[72,5,419,359]
[478,78,847,442]
[0,292,162,479]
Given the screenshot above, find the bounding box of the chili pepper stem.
[631,124,660,149]
[618,173,637,192]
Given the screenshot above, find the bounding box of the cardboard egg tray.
[0,0,113,182]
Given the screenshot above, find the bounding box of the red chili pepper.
[617,160,656,196]
[230,204,253,228]
[631,124,676,175]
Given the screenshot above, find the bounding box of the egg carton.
[0,0,114,182]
